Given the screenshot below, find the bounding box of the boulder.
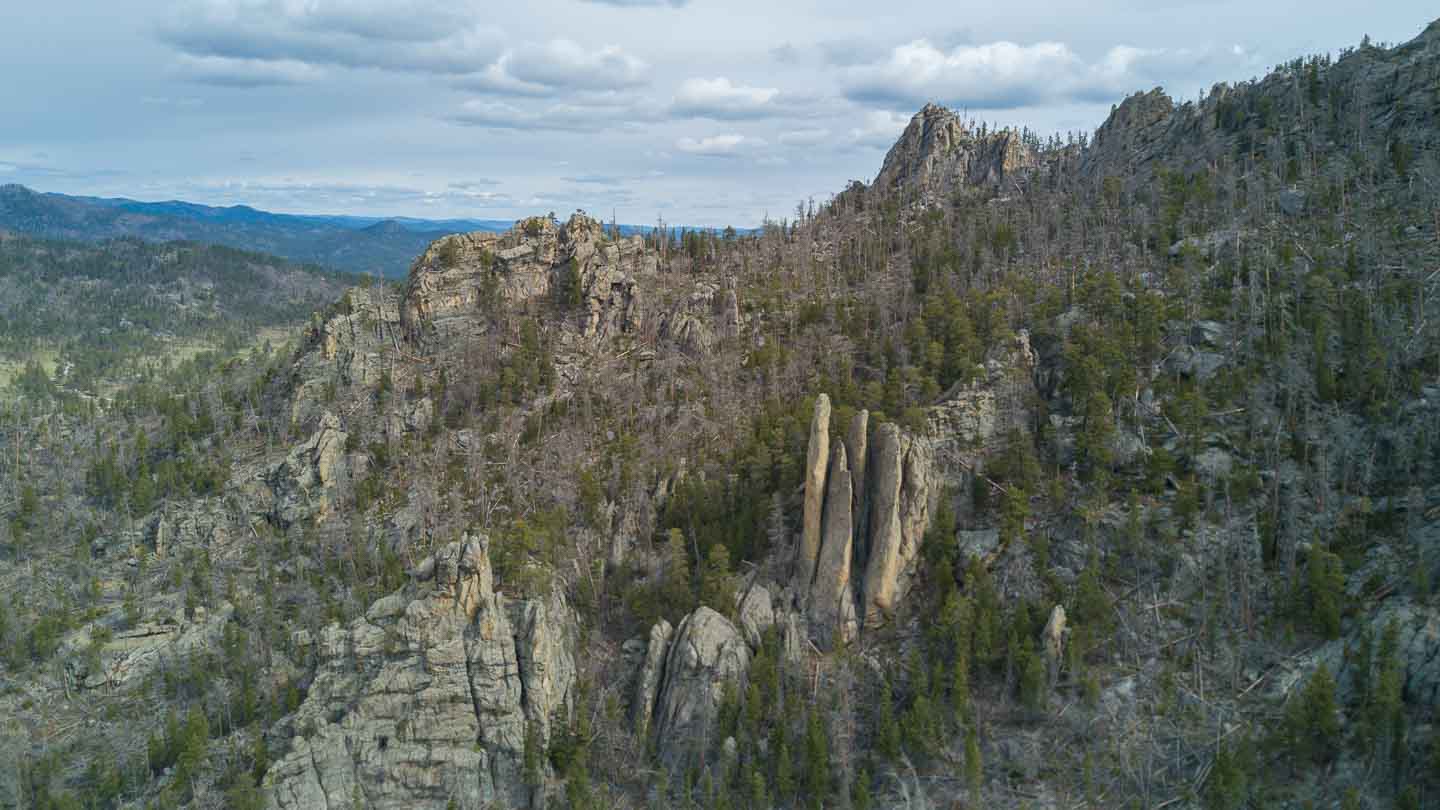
[631,619,674,738]
[809,443,857,650]
[1190,320,1228,347]
[651,607,751,767]
[1278,188,1306,217]
[798,394,831,585]
[1194,447,1234,482]
[1164,345,1226,381]
[736,584,775,650]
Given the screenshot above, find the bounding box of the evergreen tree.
[1204,743,1247,810]
[699,543,738,616]
[876,679,900,763]
[1287,663,1340,764]
[802,708,830,806]
[964,723,983,805]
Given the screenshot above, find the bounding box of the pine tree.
[802,708,830,805]
[699,543,738,617]
[1306,548,1345,639]
[1073,550,1111,632]
[1204,743,1246,810]
[1018,641,1047,712]
[852,767,872,810]
[1287,663,1340,764]
[876,679,900,763]
[964,724,983,805]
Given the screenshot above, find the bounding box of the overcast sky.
[1,1,1434,227]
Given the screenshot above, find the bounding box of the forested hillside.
[0,235,353,400]
[3,18,1440,810]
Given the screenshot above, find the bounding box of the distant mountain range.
[0,185,704,278]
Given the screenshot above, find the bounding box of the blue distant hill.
[0,185,738,278]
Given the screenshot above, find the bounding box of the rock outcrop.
[630,618,674,739]
[1315,598,1440,709]
[798,394,831,585]
[265,411,347,528]
[860,424,933,628]
[846,409,869,555]
[808,443,857,650]
[1042,605,1068,685]
[874,104,1036,202]
[650,607,751,767]
[736,584,776,650]
[401,213,658,343]
[63,602,234,691]
[263,536,576,810]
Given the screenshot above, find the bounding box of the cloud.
[160,0,505,79]
[449,99,639,132]
[175,54,325,86]
[846,110,909,150]
[169,177,526,211]
[671,77,782,119]
[841,38,1265,111]
[675,133,765,157]
[465,40,648,96]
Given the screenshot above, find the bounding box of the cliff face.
[401,213,658,344]
[874,103,1037,201]
[263,537,577,810]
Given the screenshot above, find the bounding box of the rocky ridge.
[263,536,576,810]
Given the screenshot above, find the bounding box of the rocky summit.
[5,16,1440,810]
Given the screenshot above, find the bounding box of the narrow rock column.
[846,409,869,561]
[861,423,904,628]
[631,619,674,739]
[809,443,856,650]
[797,394,831,586]
[1042,605,1067,687]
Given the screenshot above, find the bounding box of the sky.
[1,1,1435,228]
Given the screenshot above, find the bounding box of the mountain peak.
[874,103,1032,200]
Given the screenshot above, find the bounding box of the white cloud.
[847,110,909,149]
[463,40,648,96]
[675,133,765,157]
[672,77,780,119]
[844,40,1085,109]
[450,99,641,132]
[175,54,327,86]
[842,37,1265,111]
[161,0,505,78]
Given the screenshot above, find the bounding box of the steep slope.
[0,234,352,396]
[874,103,1038,201]
[6,17,1440,810]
